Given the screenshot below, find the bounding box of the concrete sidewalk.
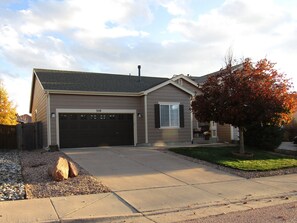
[1,174,297,223]
[276,141,297,155]
[0,192,147,223]
[2,146,297,223]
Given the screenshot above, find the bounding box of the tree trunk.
[239,127,245,154]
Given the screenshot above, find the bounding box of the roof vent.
[138,65,141,82]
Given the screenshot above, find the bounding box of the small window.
[160,103,179,128]
[90,114,97,120]
[69,114,77,120]
[80,114,87,120]
[177,79,183,86]
[109,115,115,120]
[60,114,68,120]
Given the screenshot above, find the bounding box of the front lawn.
[170,146,297,171]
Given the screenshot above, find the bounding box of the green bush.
[244,124,283,151]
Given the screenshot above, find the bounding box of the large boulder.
[51,157,69,181]
[68,161,79,177]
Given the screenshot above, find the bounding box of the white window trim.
[159,102,180,129]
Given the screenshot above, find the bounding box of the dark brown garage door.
[59,113,134,148]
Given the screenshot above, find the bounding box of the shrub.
[244,124,283,151]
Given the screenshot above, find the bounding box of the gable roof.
[34,68,169,93]
[30,68,195,112]
[171,74,199,87]
[191,64,243,84]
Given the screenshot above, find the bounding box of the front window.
[160,103,179,128]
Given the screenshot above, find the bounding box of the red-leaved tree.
[191,58,297,154]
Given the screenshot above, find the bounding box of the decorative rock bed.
[0,150,25,201]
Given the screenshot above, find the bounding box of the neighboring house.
[17,114,32,123]
[29,67,199,148]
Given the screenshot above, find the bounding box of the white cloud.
[158,0,189,16]
[0,25,22,50]
[166,0,297,86]
[18,0,152,40]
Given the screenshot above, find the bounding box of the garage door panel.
[59,113,134,148]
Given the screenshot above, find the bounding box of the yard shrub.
[244,124,283,151]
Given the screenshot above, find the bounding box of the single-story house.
[29,66,238,149]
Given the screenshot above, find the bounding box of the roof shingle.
[34,69,169,93]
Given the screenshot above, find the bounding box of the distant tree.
[0,82,17,125]
[191,58,297,154]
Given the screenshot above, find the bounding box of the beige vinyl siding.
[31,78,48,147]
[49,94,145,145]
[147,84,192,144]
[217,124,231,142]
[181,81,201,95]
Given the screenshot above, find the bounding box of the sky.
[0,0,297,115]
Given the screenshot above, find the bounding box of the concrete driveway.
[64,146,241,192]
[63,146,297,222]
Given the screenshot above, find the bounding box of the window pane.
[160,105,169,127]
[170,104,179,127]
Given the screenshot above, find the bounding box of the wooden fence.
[0,122,42,150]
[0,124,17,149]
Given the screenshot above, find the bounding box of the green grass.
[170,146,297,171]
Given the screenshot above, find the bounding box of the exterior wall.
[217,124,231,142]
[30,78,48,147]
[49,94,145,145]
[147,84,192,144]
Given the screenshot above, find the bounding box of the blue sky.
[0,0,296,114]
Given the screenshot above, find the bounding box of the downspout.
[190,112,193,143]
[47,92,51,146]
[144,94,148,144]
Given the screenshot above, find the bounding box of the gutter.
[45,90,144,97]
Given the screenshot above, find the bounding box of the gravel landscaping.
[21,149,110,199]
[0,149,110,201]
[0,150,25,201]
